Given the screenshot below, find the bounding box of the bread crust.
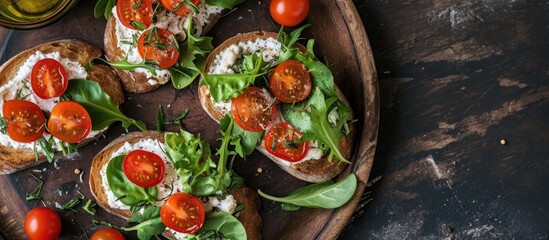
[0,40,124,175]
[89,131,262,239]
[198,32,355,183]
[104,6,226,94]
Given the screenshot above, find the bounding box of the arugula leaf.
[258,173,357,209]
[188,212,247,240]
[106,155,158,206]
[202,51,269,102]
[283,88,350,163]
[220,114,262,158]
[205,0,246,9]
[169,18,213,89]
[127,205,166,240]
[64,79,147,131]
[156,105,165,132]
[94,0,116,19]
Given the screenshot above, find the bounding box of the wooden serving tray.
[0,0,378,239]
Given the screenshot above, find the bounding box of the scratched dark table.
[340,0,549,239]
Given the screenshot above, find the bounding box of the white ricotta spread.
[0,51,91,150]
[208,37,282,74]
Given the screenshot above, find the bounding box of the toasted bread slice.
[198,32,355,183]
[0,39,124,174]
[89,131,262,240]
[104,3,225,94]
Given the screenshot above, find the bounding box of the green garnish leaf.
[258,173,357,209]
[127,205,166,240]
[61,198,81,212]
[94,0,116,19]
[169,18,213,89]
[64,79,147,131]
[156,105,165,132]
[188,212,247,240]
[0,117,6,134]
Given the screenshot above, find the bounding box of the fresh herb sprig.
[156,106,189,131]
[25,173,44,201]
[82,199,97,215]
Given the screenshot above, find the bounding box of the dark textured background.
[341,0,549,239]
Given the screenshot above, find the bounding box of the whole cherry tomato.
[270,0,310,27]
[24,207,62,240]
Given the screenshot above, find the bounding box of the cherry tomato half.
[269,60,312,103]
[160,0,200,17]
[137,28,180,69]
[265,122,310,162]
[31,58,68,99]
[2,100,46,143]
[270,0,310,27]
[160,192,205,234]
[231,86,277,132]
[91,228,125,240]
[47,101,92,143]
[116,0,153,30]
[24,207,62,240]
[123,150,165,188]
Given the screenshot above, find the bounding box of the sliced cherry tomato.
[160,192,205,234]
[30,58,68,99]
[231,86,277,132]
[116,0,153,30]
[265,122,310,162]
[270,0,310,27]
[47,101,91,143]
[269,60,312,103]
[137,28,180,69]
[2,100,46,143]
[123,150,165,188]
[160,0,200,17]
[91,228,125,240]
[24,207,62,240]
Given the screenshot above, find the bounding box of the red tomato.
[24,207,62,240]
[30,58,68,99]
[116,0,153,30]
[137,28,180,69]
[270,0,310,27]
[269,60,312,103]
[231,86,277,132]
[160,193,205,234]
[160,0,200,17]
[2,100,46,143]
[264,122,310,162]
[47,101,92,143]
[91,228,125,240]
[123,150,165,188]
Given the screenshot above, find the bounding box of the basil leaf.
[156,105,165,132]
[204,0,246,9]
[126,205,166,240]
[169,18,213,89]
[190,212,247,240]
[281,203,301,211]
[101,58,159,76]
[106,155,158,206]
[283,88,350,163]
[64,79,147,131]
[258,174,357,209]
[94,0,116,19]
